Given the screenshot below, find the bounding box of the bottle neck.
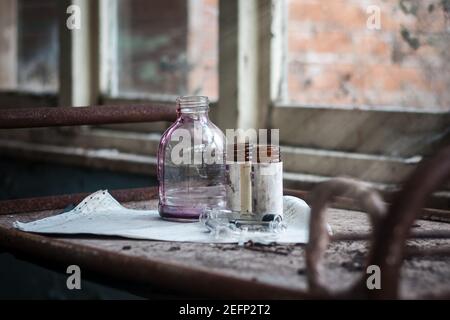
[177,96,210,119]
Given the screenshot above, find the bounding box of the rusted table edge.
[0,187,159,215]
[1,223,448,300]
[285,189,450,213]
[0,226,323,299]
[1,196,449,298]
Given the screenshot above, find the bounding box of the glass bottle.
[157,96,227,221]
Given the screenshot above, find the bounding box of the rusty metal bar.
[331,230,450,241]
[0,104,178,129]
[305,177,386,296]
[285,189,450,218]
[298,169,450,299]
[368,145,450,299]
[0,188,312,216]
[0,187,158,215]
[421,208,450,223]
[405,246,450,258]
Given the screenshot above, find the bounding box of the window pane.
[0,0,59,92]
[0,0,17,90]
[115,0,218,99]
[287,0,450,110]
[17,0,59,92]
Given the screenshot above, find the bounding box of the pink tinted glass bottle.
[157,96,226,221]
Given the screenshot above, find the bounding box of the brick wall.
[3,0,448,109]
[187,0,218,99]
[287,0,450,110]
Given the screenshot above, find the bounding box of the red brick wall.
[287,0,450,110]
[187,0,218,99]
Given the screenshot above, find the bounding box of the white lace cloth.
[14,190,315,244]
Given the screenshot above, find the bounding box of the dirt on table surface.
[1,199,449,299]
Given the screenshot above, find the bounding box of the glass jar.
[252,144,283,218]
[157,96,227,221]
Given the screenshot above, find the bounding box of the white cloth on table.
[14,190,321,244]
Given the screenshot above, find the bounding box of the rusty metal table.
[1,189,450,299]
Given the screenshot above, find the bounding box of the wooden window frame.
[0,0,449,191]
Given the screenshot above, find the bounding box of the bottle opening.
[177,96,209,112]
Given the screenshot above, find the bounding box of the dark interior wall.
[0,157,157,200]
[0,157,158,299]
[0,253,142,299]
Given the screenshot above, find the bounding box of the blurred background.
[0,0,449,298]
[2,0,449,107]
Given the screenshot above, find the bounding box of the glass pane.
[287,0,450,110]
[116,0,218,99]
[0,0,17,90]
[17,0,59,92]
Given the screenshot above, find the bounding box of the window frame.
[0,0,449,191]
